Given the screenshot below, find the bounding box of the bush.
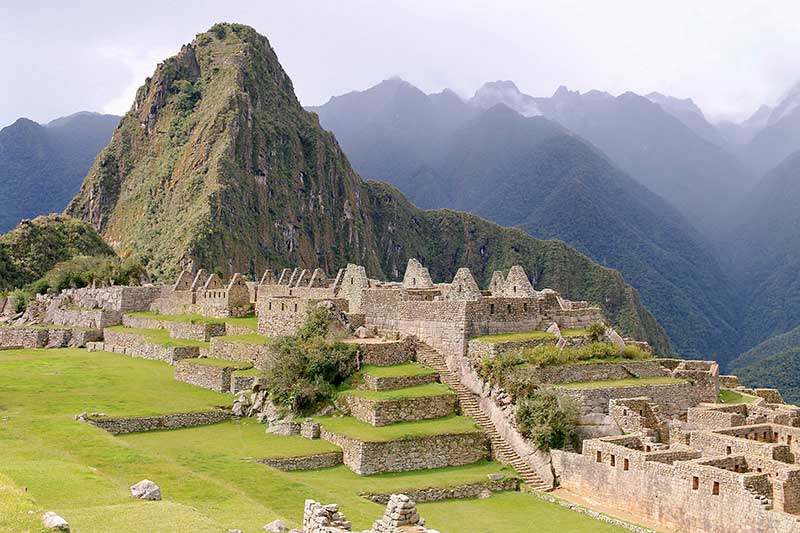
[262,308,359,413]
[516,390,579,451]
[586,322,607,342]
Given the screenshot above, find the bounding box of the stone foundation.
[0,326,101,349]
[168,321,226,342]
[51,307,121,329]
[174,359,251,392]
[258,451,343,471]
[347,337,416,366]
[361,372,439,391]
[208,337,274,364]
[343,393,457,426]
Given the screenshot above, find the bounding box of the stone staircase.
[415,343,551,491]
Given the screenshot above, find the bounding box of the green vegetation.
[127,311,258,331]
[360,362,438,378]
[262,309,359,412]
[516,390,579,451]
[718,388,759,405]
[232,368,263,377]
[586,322,607,342]
[342,383,453,401]
[182,358,252,369]
[313,414,479,442]
[0,215,116,292]
[556,376,687,390]
[730,324,800,404]
[470,328,589,343]
[105,326,210,349]
[0,347,624,532]
[217,333,268,345]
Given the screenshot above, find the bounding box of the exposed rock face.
[42,512,70,531]
[130,479,161,500]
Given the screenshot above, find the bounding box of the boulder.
[42,512,70,531]
[130,479,161,500]
[606,328,626,354]
[478,488,492,499]
[354,325,370,338]
[546,322,561,336]
[487,473,505,481]
[263,519,288,532]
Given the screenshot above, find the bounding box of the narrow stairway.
[415,344,551,491]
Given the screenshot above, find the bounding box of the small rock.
[487,473,505,481]
[229,530,244,533]
[73,412,87,421]
[130,479,161,500]
[42,511,69,531]
[263,519,288,532]
[354,325,370,338]
[478,488,492,499]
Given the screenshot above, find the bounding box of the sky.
[1,0,800,128]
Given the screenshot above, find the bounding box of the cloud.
[96,45,176,116]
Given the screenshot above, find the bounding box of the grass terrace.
[182,357,253,369]
[232,367,263,377]
[106,325,210,348]
[719,388,760,404]
[556,376,687,390]
[471,328,587,343]
[312,414,479,442]
[214,333,269,345]
[360,362,438,378]
[126,311,258,331]
[341,383,453,401]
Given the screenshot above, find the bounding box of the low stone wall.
[51,307,121,329]
[467,336,591,362]
[0,326,101,349]
[168,321,226,342]
[85,410,230,435]
[230,373,262,393]
[174,360,248,392]
[62,285,164,313]
[122,315,168,330]
[100,329,200,364]
[348,337,416,366]
[359,478,519,503]
[208,337,274,364]
[362,372,439,391]
[528,361,668,385]
[343,393,457,426]
[0,326,48,348]
[225,323,257,336]
[257,451,343,471]
[556,380,717,417]
[321,428,489,475]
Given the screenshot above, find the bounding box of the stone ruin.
[298,495,435,533]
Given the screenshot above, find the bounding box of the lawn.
[341,382,453,401]
[718,388,759,404]
[214,333,269,345]
[0,348,626,532]
[556,376,687,390]
[471,329,587,343]
[126,311,258,331]
[106,326,210,348]
[312,414,479,442]
[232,368,263,377]
[181,357,253,369]
[360,362,438,378]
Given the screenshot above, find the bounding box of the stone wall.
[257,297,348,338]
[348,337,416,366]
[50,307,121,329]
[343,393,457,426]
[557,380,718,417]
[85,410,231,435]
[168,321,227,342]
[100,329,200,364]
[361,372,439,391]
[174,360,243,392]
[0,326,101,349]
[208,337,274,365]
[257,451,343,471]
[359,477,519,503]
[61,285,164,313]
[122,315,168,329]
[320,428,489,475]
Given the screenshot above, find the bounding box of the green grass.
[313,414,478,442]
[182,358,253,369]
[106,326,210,348]
[471,329,587,344]
[0,348,625,532]
[556,376,687,390]
[718,388,759,404]
[360,362,438,378]
[342,383,453,401]
[232,368,263,377]
[214,333,268,345]
[127,311,258,331]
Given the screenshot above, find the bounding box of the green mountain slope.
[0,112,119,232]
[0,214,114,291]
[729,324,800,404]
[66,23,671,354]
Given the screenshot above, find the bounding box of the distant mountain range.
[0,112,120,232]
[310,78,738,360]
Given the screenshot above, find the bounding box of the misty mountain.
[509,86,755,234]
[312,82,738,359]
[471,80,541,117]
[730,323,800,404]
[716,104,772,146]
[743,82,800,175]
[0,112,120,232]
[644,92,729,148]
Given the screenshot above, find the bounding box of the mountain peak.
[471,80,540,117]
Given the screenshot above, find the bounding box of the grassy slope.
[105,326,210,348]
[0,348,622,532]
[182,358,252,369]
[718,389,759,405]
[0,214,114,291]
[555,376,686,389]
[360,362,437,378]
[471,329,586,343]
[313,414,478,442]
[126,311,257,331]
[342,382,453,401]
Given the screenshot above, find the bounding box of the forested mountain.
[730,324,800,404]
[312,82,737,360]
[0,112,120,232]
[645,92,729,148]
[65,23,672,353]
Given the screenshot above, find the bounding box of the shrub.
[586,322,607,342]
[516,390,579,451]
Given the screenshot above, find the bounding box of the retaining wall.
[257,451,343,471]
[85,410,231,435]
[362,372,439,391]
[343,393,457,426]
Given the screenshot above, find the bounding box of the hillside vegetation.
[65,23,671,354]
